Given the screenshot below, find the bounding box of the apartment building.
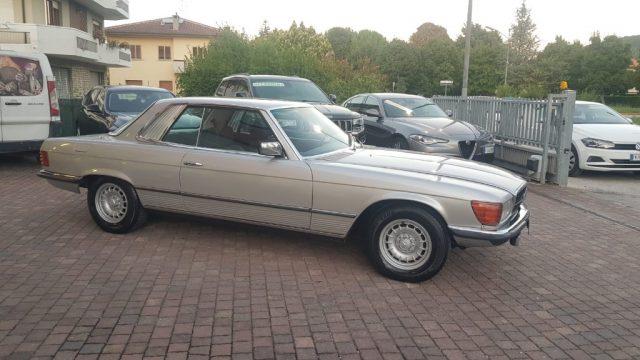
[0,0,132,99]
[106,14,218,92]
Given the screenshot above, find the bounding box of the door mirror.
[445,109,454,118]
[364,108,381,118]
[626,117,634,124]
[85,104,101,113]
[329,94,337,103]
[259,141,284,157]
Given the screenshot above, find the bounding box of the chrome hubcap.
[95,183,128,224]
[379,219,432,271]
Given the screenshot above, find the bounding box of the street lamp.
[485,26,511,86]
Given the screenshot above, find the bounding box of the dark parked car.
[78,85,174,134]
[343,93,495,161]
[215,75,364,139]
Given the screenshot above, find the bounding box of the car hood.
[391,117,480,137]
[314,148,525,195]
[573,123,640,143]
[313,104,361,120]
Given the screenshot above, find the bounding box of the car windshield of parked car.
[383,98,448,118]
[107,90,173,114]
[251,79,330,103]
[573,104,630,124]
[270,107,350,157]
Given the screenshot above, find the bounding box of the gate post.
[539,94,554,184]
[555,90,576,186]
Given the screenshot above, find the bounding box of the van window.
[0,55,44,96]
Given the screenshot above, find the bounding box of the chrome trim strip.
[449,204,529,244]
[137,187,357,218]
[37,170,82,183]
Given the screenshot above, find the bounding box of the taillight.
[471,201,503,226]
[47,80,60,121]
[39,150,49,167]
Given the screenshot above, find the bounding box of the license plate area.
[631,153,640,161]
[484,145,495,154]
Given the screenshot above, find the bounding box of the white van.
[0,50,60,153]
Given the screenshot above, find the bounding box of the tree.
[348,30,388,66]
[457,24,505,95]
[509,1,539,88]
[326,27,356,60]
[409,23,450,47]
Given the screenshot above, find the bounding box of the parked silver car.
[344,93,495,161]
[38,97,529,282]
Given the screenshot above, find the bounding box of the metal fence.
[433,91,576,185]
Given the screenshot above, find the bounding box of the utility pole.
[461,0,473,98]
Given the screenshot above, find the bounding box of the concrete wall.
[49,57,106,98]
[107,35,211,91]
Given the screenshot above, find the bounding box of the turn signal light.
[471,201,502,226]
[39,151,49,167]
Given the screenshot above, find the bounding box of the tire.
[366,206,450,282]
[87,177,147,233]
[391,136,409,150]
[568,147,582,177]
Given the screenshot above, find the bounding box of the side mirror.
[445,109,454,118]
[329,94,337,103]
[235,92,246,98]
[364,108,381,118]
[626,117,634,124]
[85,103,101,113]
[259,141,284,157]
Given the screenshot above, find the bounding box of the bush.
[603,95,640,108]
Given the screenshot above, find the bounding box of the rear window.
[0,55,44,96]
[107,90,173,114]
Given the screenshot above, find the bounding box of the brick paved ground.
[1,156,640,360]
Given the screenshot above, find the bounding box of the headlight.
[409,134,449,145]
[581,138,615,149]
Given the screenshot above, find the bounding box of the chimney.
[172,14,180,31]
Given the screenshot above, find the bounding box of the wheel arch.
[79,170,135,188]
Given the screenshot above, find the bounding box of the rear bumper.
[37,169,82,193]
[0,140,44,154]
[449,205,529,248]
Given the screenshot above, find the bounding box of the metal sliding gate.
[433,91,576,185]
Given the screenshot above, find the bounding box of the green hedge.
[603,95,640,108]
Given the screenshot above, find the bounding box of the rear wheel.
[366,206,450,282]
[569,147,582,177]
[88,178,147,233]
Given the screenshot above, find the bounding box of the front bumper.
[579,147,640,171]
[449,204,529,248]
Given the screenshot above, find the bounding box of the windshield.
[574,103,630,124]
[251,79,331,103]
[270,107,349,157]
[383,98,448,118]
[107,90,173,114]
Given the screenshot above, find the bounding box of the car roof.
[104,85,172,92]
[370,93,426,99]
[157,97,311,110]
[223,74,311,82]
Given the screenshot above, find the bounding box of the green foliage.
[326,27,356,60]
[604,95,640,108]
[621,35,640,57]
[409,23,450,47]
[458,24,506,95]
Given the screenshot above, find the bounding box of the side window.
[215,81,228,97]
[197,107,276,153]
[235,80,250,97]
[82,88,95,106]
[0,55,44,96]
[223,80,239,97]
[345,95,365,112]
[362,96,380,114]
[95,89,106,110]
[162,107,204,146]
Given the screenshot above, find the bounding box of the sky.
[106,0,640,45]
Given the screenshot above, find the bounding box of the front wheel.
[391,136,409,150]
[88,178,147,233]
[569,147,582,177]
[367,206,450,282]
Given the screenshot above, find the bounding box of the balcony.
[0,23,131,67]
[74,0,129,20]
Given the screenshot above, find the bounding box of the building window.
[159,81,173,92]
[92,20,104,43]
[192,46,206,57]
[45,0,61,26]
[130,45,142,60]
[125,80,143,86]
[158,46,171,60]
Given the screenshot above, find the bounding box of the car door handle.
[183,161,203,167]
[5,101,22,106]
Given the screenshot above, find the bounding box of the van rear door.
[0,54,51,142]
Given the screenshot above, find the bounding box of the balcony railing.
[0,23,131,68]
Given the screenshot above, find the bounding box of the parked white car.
[0,50,60,154]
[570,101,640,176]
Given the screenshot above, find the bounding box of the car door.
[361,96,393,146]
[0,54,50,142]
[178,105,313,230]
[80,87,109,134]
